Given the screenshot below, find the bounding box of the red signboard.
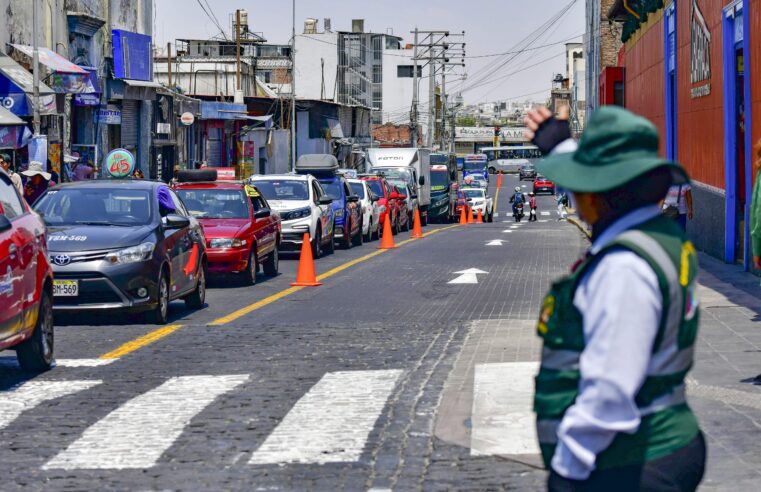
[216,167,236,180]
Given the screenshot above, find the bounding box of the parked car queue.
[0,165,433,373]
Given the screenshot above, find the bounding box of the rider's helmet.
[515,186,521,192]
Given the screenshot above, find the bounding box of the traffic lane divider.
[94,224,460,358]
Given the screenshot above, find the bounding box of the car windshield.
[521,165,534,171]
[379,168,413,187]
[349,182,365,199]
[463,161,486,172]
[463,189,484,199]
[253,180,309,201]
[34,188,153,226]
[430,171,450,189]
[318,179,343,200]
[365,180,384,197]
[176,189,249,219]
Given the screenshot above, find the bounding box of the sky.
[154,0,585,105]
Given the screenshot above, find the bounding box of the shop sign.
[74,93,100,106]
[98,105,122,125]
[216,167,236,180]
[455,126,529,143]
[690,0,712,99]
[180,112,195,126]
[156,122,171,134]
[104,148,135,178]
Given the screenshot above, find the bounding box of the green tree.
[456,116,476,127]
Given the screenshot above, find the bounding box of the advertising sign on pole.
[29,134,48,169]
[104,148,135,178]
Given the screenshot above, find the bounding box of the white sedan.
[348,178,381,241]
[461,187,494,222]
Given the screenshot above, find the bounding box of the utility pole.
[32,0,40,136]
[440,70,446,151]
[427,48,435,148]
[167,42,173,88]
[235,9,241,91]
[410,28,419,147]
[290,0,297,171]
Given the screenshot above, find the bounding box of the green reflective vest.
[534,215,701,470]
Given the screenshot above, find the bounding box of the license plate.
[53,280,79,297]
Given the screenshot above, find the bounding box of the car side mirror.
[0,214,11,232]
[347,195,360,203]
[162,214,190,229]
[410,194,418,200]
[419,176,425,186]
[254,209,271,219]
[370,194,379,203]
[466,198,473,202]
[319,197,333,205]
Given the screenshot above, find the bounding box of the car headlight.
[105,242,155,265]
[210,238,246,249]
[335,208,344,218]
[282,207,311,221]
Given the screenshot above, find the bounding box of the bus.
[462,154,489,182]
[429,153,458,222]
[479,145,542,174]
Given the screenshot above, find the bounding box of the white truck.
[366,148,432,225]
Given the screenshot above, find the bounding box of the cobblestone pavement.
[2,175,758,490]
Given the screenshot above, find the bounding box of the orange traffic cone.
[477,209,484,223]
[459,206,467,225]
[378,212,397,249]
[467,206,475,224]
[291,233,322,287]
[497,173,503,188]
[412,208,424,239]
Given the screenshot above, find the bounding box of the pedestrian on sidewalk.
[661,184,693,231]
[526,106,705,492]
[556,191,569,220]
[0,153,23,195]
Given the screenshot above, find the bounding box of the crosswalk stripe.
[55,359,117,367]
[541,211,551,216]
[43,374,248,470]
[471,362,540,456]
[250,369,402,465]
[0,380,102,430]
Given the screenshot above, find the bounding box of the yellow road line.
[99,324,184,360]
[98,223,462,358]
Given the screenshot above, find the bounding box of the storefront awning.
[200,101,248,120]
[123,79,162,89]
[0,106,25,126]
[10,45,96,95]
[0,53,56,116]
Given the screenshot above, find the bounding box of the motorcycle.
[513,202,525,222]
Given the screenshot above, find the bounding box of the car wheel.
[243,248,258,285]
[263,246,279,276]
[16,289,54,372]
[488,167,496,175]
[185,264,206,310]
[147,271,170,325]
[312,226,322,259]
[343,219,352,249]
[326,225,335,255]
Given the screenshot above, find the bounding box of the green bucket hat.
[535,106,689,193]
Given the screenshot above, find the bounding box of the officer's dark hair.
[597,166,673,214]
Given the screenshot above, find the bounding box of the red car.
[455,190,470,216]
[175,173,280,285]
[533,175,556,195]
[0,168,54,371]
[360,175,405,235]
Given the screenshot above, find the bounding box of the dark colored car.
[34,180,207,325]
[175,175,280,285]
[519,164,537,181]
[0,169,55,371]
[316,175,362,248]
[533,175,556,195]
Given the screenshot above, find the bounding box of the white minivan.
[348,178,381,242]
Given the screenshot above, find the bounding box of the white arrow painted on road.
[449,269,489,284]
[486,240,504,246]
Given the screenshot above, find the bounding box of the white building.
[566,43,586,131]
[293,19,429,129]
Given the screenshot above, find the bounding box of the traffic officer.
[527,106,705,491]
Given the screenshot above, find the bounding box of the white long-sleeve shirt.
[550,205,664,480]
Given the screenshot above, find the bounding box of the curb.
[566,215,591,240]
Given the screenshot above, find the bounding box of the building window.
[397,65,422,78]
[373,65,382,83]
[373,36,383,61]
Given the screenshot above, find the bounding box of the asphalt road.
[0,175,587,491]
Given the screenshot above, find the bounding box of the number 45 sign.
[104,148,135,178]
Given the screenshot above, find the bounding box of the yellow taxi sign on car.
[245,184,260,198]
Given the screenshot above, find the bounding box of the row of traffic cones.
[458,206,484,225]
[292,208,425,287]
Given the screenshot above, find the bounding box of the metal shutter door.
[121,100,138,149]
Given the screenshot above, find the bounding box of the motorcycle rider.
[510,186,527,219]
